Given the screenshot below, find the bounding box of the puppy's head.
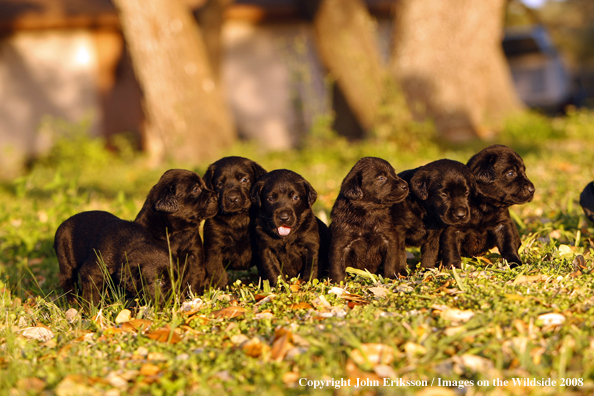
[467,145,535,206]
[340,157,408,205]
[409,159,474,225]
[149,169,218,224]
[204,156,267,215]
[250,169,316,238]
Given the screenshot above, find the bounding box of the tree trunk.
[113,0,235,163]
[311,0,410,139]
[392,0,523,142]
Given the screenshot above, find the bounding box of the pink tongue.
[278,226,291,236]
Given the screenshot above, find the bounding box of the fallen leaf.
[505,294,526,301]
[288,302,312,310]
[254,294,276,306]
[180,298,204,315]
[115,309,132,324]
[230,334,249,346]
[139,363,161,376]
[345,358,381,384]
[513,274,547,284]
[121,319,152,333]
[21,326,54,342]
[254,312,274,320]
[65,308,79,324]
[368,286,390,297]
[55,375,99,396]
[311,295,331,308]
[395,284,414,293]
[243,337,267,358]
[16,377,46,393]
[328,287,346,296]
[145,327,182,344]
[537,313,565,326]
[373,364,396,378]
[211,306,246,319]
[289,283,301,293]
[271,328,294,362]
[105,372,128,389]
[282,371,300,385]
[404,342,427,358]
[440,308,475,323]
[452,354,494,373]
[351,343,395,367]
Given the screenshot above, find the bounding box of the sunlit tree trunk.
[392,0,523,142]
[309,0,410,139]
[113,0,235,163]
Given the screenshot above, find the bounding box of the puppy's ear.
[251,162,267,181]
[410,171,429,200]
[301,179,318,207]
[203,164,216,190]
[468,152,497,184]
[250,179,265,209]
[342,172,363,200]
[153,182,179,213]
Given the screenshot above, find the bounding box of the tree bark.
[113,0,235,163]
[392,0,523,142]
[311,0,410,139]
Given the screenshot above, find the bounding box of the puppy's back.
[54,211,121,298]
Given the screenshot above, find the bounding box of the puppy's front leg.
[440,228,463,268]
[495,219,523,266]
[301,245,319,283]
[384,234,406,278]
[259,248,283,286]
[420,230,441,269]
[328,233,350,283]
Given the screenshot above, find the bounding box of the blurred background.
[0,0,593,179]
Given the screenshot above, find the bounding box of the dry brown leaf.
[514,274,547,284]
[254,294,269,302]
[115,309,132,324]
[351,343,395,367]
[121,319,152,333]
[345,358,381,384]
[271,327,294,362]
[16,377,46,393]
[243,337,267,358]
[368,286,390,297]
[140,363,161,376]
[289,283,301,293]
[282,371,300,385]
[55,375,99,396]
[211,306,246,319]
[440,308,475,323]
[288,302,312,310]
[21,326,54,342]
[145,327,182,344]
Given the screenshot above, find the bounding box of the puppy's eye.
[267,196,275,203]
[216,181,223,188]
[377,176,387,182]
[293,195,300,201]
[240,177,249,183]
[440,192,449,198]
[192,185,200,193]
[506,170,516,177]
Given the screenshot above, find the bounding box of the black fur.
[328,157,409,282]
[392,159,475,270]
[250,169,329,286]
[440,145,535,268]
[54,169,217,306]
[202,156,267,289]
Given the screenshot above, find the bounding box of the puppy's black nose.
[400,182,408,191]
[527,184,535,194]
[454,208,467,220]
[278,213,291,222]
[227,193,240,203]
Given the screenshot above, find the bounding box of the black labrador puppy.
[329,157,409,282]
[54,169,218,306]
[580,182,594,224]
[392,159,475,271]
[440,145,535,268]
[250,169,329,286]
[202,156,267,289]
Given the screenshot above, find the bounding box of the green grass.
[3,109,594,395]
